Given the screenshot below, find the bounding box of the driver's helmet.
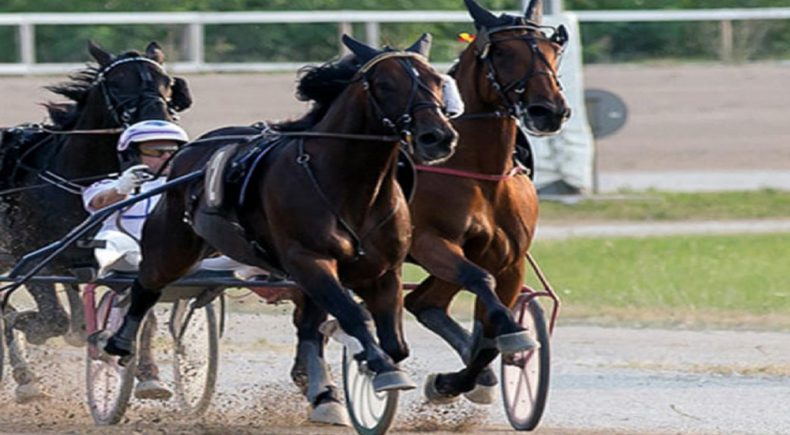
[117,120,189,152]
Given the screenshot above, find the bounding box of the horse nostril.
[527,104,553,120]
[417,129,442,146]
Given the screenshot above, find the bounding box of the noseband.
[356,52,447,151]
[92,56,172,127]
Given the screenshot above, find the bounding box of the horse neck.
[309,93,401,214]
[51,95,120,179]
[448,50,519,174]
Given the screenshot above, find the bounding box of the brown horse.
[0,41,191,401]
[405,0,570,403]
[282,0,570,423]
[102,33,458,407]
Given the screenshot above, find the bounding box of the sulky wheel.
[85,291,137,425]
[500,297,551,431]
[342,346,399,435]
[170,296,220,417]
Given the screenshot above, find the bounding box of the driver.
[83,120,265,400]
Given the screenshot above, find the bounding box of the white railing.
[1,8,788,75]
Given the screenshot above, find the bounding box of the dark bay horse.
[0,41,192,400]
[281,0,570,423]
[406,0,570,404]
[102,33,458,420]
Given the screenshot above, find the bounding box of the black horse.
[103,33,458,422]
[0,41,192,401]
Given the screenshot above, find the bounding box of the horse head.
[78,41,193,127]
[342,34,459,164]
[462,0,570,135]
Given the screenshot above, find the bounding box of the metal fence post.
[18,22,35,72]
[187,22,204,70]
[720,19,733,62]
[339,21,352,55]
[365,21,380,46]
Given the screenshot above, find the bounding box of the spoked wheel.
[0,311,5,384]
[85,291,136,425]
[170,296,219,417]
[342,347,399,435]
[501,297,551,431]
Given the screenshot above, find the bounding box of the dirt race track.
[1,64,790,434]
[1,309,789,435]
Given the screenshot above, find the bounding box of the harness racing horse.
[0,41,192,401]
[102,33,458,421]
[283,0,569,421]
[406,0,570,404]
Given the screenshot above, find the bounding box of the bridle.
[460,21,566,121]
[92,56,174,127]
[0,57,177,195]
[356,52,449,152]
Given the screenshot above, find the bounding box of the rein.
[0,124,125,136]
[414,164,526,181]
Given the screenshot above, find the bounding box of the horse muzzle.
[522,101,571,136]
[412,126,458,165]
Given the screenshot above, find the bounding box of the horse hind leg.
[134,312,172,400]
[105,203,205,360]
[405,277,497,404]
[291,293,350,426]
[4,309,50,403]
[9,283,69,345]
[411,236,534,354]
[63,283,87,347]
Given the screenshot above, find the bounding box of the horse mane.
[273,55,360,132]
[42,50,142,129]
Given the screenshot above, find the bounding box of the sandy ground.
[0,309,788,434]
[3,63,790,174]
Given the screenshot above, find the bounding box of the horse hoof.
[134,379,173,401]
[423,373,460,405]
[63,330,87,348]
[14,382,51,404]
[104,334,134,358]
[309,401,351,427]
[464,382,496,405]
[496,330,539,355]
[372,370,416,392]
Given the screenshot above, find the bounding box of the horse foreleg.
[291,293,349,426]
[284,254,413,392]
[355,269,409,364]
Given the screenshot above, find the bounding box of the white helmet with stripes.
[117,120,189,152]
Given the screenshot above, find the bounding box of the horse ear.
[525,0,543,23]
[88,40,113,68]
[146,41,165,64]
[170,77,193,112]
[406,33,432,58]
[464,0,499,30]
[341,34,381,64]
